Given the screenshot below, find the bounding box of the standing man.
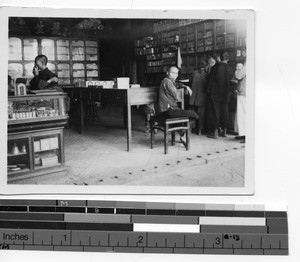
[189,60,207,135]
[29,55,59,90]
[206,52,232,139]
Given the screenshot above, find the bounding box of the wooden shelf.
[7,152,27,157]
[8,115,66,126]
[34,148,59,153]
[8,93,67,183]
[7,168,30,175]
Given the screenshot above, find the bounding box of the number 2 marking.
[138,236,143,244]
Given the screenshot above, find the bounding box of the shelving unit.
[8,36,100,86]
[134,19,247,84]
[7,92,68,183]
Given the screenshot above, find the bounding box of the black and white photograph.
[1,7,254,195]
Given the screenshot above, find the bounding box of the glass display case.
[8,93,67,123]
[7,93,68,182]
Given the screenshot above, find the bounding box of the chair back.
[176,88,185,109]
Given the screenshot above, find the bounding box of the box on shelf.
[49,137,59,149]
[40,138,51,151]
[34,140,41,152]
[116,78,130,89]
[40,152,58,167]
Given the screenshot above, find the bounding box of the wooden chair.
[150,115,190,154]
[149,89,191,154]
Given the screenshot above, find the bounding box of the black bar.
[87,208,114,214]
[0,212,64,221]
[116,208,146,215]
[0,220,66,230]
[265,211,287,218]
[176,210,205,216]
[29,206,56,212]
[66,222,133,231]
[55,207,86,213]
[0,206,28,212]
[234,211,265,217]
[205,210,235,216]
[147,209,176,215]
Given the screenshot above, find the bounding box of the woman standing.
[234,61,246,143]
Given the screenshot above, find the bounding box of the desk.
[62,87,159,151]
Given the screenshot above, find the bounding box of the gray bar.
[57,200,87,207]
[27,200,57,206]
[240,234,261,248]
[264,249,288,255]
[87,200,117,207]
[24,245,53,250]
[205,204,235,211]
[0,199,29,205]
[267,218,288,234]
[147,232,185,248]
[34,230,70,246]
[262,234,288,249]
[144,247,173,253]
[71,231,109,246]
[54,246,84,251]
[174,248,203,254]
[109,232,147,247]
[234,248,264,255]
[175,203,206,210]
[222,233,242,248]
[184,233,205,248]
[116,201,146,208]
[0,212,64,221]
[64,213,130,223]
[0,229,33,244]
[84,246,113,252]
[132,215,198,224]
[4,244,24,250]
[114,247,144,253]
[146,202,176,210]
[204,248,233,254]
[201,225,267,234]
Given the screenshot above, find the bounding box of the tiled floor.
[17,106,246,188]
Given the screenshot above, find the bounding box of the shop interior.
[7,17,246,186]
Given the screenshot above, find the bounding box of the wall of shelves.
[8,36,100,86]
[134,19,246,85]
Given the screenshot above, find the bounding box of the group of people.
[11,53,246,144]
[156,52,246,143]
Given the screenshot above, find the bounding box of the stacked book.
[40,152,58,167]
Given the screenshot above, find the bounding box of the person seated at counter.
[158,66,200,143]
[29,55,60,91]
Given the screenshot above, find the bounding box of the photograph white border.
[0,7,255,195]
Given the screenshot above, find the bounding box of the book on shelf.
[40,152,58,167]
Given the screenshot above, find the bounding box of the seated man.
[157,66,199,143]
[29,55,60,90]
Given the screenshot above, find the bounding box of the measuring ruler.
[0,199,288,255]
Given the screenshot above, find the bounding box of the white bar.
[133,223,200,233]
[199,217,266,226]
[234,204,265,211]
[265,204,288,212]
